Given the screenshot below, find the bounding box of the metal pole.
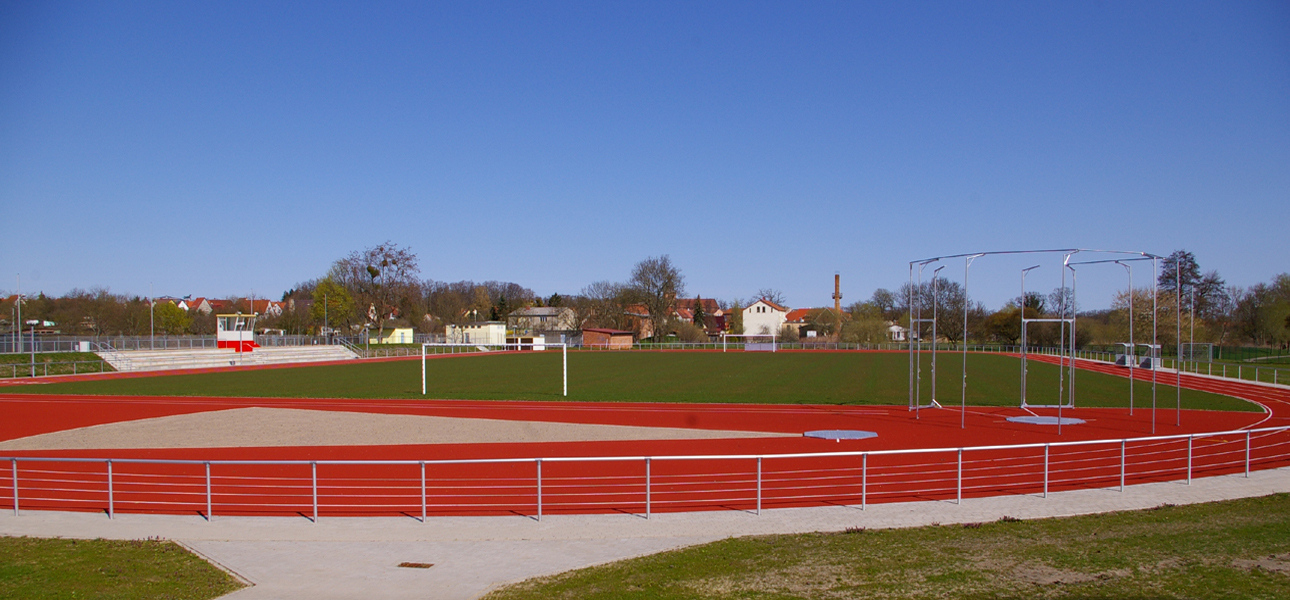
[1020,265,1040,406]
[11,459,17,515]
[311,462,318,523]
[1176,261,1181,426]
[1152,257,1159,434]
[1118,261,1134,415]
[956,448,963,504]
[149,282,154,350]
[932,266,944,405]
[1043,444,1049,498]
[205,462,212,520]
[1245,431,1251,477]
[908,262,915,414]
[1187,435,1193,484]
[421,344,426,395]
[645,458,651,519]
[536,459,543,521]
[961,255,981,429]
[756,457,762,516]
[861,453,867,510]
[562,343,567,397]
[420,461,426,523]
[107,460,114,519]
[1120,440,1126,491]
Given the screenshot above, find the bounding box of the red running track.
[1,354,1288,518]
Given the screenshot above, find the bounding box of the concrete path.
[3,468,1288,599]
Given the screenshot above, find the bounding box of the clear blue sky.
[2,1,1287,310]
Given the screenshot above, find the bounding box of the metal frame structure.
[421,342,567,397]
[907,249,1164,433]
[719,332,778,353]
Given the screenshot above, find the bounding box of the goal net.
[720,333,778,352]
[1180,343,1213,362]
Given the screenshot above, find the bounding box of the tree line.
[3,246,1288,349]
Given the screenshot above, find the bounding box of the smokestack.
[833,273,842,313]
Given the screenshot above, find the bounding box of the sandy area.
[0,407,793,450]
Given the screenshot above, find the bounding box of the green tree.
[153,301,191,335]
[728,300,744,334]
[691,296,708,332]
[311,278,355,334]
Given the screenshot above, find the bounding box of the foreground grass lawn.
[25,351,1255,411]
[486,494,1290,600]
[0,537,243,599]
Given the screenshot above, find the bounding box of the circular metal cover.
[1006,416,1086,425]
[803,429,878,441]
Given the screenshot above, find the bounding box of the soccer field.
[20,351,1256,412]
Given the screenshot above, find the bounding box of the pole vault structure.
[907,249,1164,432]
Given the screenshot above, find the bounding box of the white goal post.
[421,342,567,397]
[719,332,778,352]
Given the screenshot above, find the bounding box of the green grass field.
[24,351,1256,412]
[483,493,1290,600]
[0,537,243,599]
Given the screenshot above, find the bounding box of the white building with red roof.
[743,298,788,336]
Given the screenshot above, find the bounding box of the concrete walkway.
[3,468,1288,599]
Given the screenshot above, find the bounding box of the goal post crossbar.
[420,342,567,397]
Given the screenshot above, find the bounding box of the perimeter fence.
[3,426,1287,521]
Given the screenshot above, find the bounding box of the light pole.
[324,292,328,341]
[15,274,20,355]
[149,282,155,350]
[1020,265,1040,405]
[1176,260,1181,426]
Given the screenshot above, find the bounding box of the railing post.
[1043,444,1049,498]
[420,461,426,523]
[1120,440,1126,491]
[861,453,867,511]
[10,459,17,515]
[1187,435,1193,484]
[205,462,212,520]
[311,462,318,523]
[107,460,114,519]
[645,458,651,519]
[956,449,963,505]
[756,457,762,516]
[536,459,543,521]
[1245,431,1251,477]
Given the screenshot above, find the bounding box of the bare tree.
[629,255,685,341]
[756,288,787,307]
[329,241,420,337]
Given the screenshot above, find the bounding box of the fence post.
[205,462,212,520]
[861,453,867,511]
[536,459,543,522]
[957,449,963,505]
[10,459,17,515]
[756,457,762,516]
[311,462,318,523]
[420,461,426,523]
[107,460,114,519]
[1043,444,1049,498]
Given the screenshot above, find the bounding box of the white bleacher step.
[98,346,358,372]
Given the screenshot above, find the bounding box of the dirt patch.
[1233,553,1290,575]
[0,407,792,450]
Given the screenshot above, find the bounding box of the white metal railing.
[3,425,1286,521]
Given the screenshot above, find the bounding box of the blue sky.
[2,1,1287,310]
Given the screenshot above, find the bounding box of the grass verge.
[0,537,244,599]
[485,493,1290,600]
[0,352,113,378]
